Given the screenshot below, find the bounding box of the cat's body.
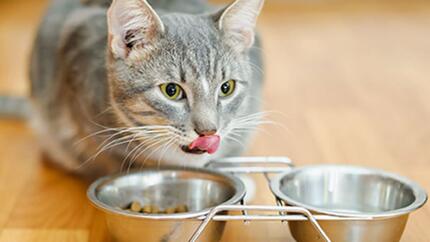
[30,0,264,178]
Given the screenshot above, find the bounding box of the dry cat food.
[125,201,189,214]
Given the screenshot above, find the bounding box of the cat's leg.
[29,101,80,171]
[29,101,118,178]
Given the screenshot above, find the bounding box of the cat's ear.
[215,0,264,52]
[107,0,165,59]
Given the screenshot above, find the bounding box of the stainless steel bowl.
[270,165,428,242]
[88,167,245,242]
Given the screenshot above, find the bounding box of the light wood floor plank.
[0,0,429,241]
[0,229,88,242]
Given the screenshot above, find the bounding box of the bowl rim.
[87,166,246,220]
[270,164,428,219]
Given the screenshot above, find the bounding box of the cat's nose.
[194,128,217,137]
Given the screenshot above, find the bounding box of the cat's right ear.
[107,0,164,59]
[214,0,264,53]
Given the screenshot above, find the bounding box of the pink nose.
[188,135,221,154]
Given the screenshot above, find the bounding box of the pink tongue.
[188,135,221,154]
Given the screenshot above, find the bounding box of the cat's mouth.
[181,135,221,155]
[181,145,207,155]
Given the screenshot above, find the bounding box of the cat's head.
[105,0,264,165]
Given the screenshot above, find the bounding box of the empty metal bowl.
[88,167,245,242]
[270,165,427,242]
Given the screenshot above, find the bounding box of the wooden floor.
[1,0,430,241]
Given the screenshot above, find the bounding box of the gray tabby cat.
[30,0,264,178]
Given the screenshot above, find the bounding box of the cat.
[29,0,265,178]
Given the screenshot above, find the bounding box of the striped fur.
[30,0,264,178]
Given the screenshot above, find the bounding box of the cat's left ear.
[215,0,264,52]
[107,0,165,59]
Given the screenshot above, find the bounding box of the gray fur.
[0,96,30,119]
[30,0,264,177]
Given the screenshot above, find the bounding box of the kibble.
[150,205,160,214]
[175,204,189,213]
[165,207,176,214]
[142,205,152,214]
[130,201,142,212]
[124,201,189,214]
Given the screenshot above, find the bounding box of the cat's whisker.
[260,120,290,134]
[126,130,182,169]
[240,111,291,134]
[226,111,291,139]
[81,133,141,168]
[136,135,174,166]
[94,129,138,151]
[233,111,270,120]
[73,127,127,146]
[92,125,175,153]
[121,126,186,170]
[135,135,176,171]
[121,135,171,173]
[79,127,172,172]
[156,136,178,168]
[226,117,265,129]
[230,126,266,133]
[229,113,273,126]
[125,135,173,174]
[97,132,141,153]
[125,131,142,152]
[230,118,265,127]
[122,132,172,169]
[120,138,152,173]
[221,111,278,140]
[224,134,246,149]
[232,118,273,129]
[75,133,138,171]
[76,125,157,147]
[95,106,114,117]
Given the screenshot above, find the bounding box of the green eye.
[160,83,183,100]
[220,80,236,97]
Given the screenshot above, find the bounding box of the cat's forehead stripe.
[201,78,210,94]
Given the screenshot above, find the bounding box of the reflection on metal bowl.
[87,167,245,242]
[271,165,428,242]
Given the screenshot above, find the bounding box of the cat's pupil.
[221,82,231,94]
[166,83,177,97]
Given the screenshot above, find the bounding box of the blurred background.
[0,0,429,241]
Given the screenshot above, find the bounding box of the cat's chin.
[136,145,213,168]
[180,145,207,155]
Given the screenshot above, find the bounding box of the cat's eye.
[160,83,184,100]
[220,80,236,97]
